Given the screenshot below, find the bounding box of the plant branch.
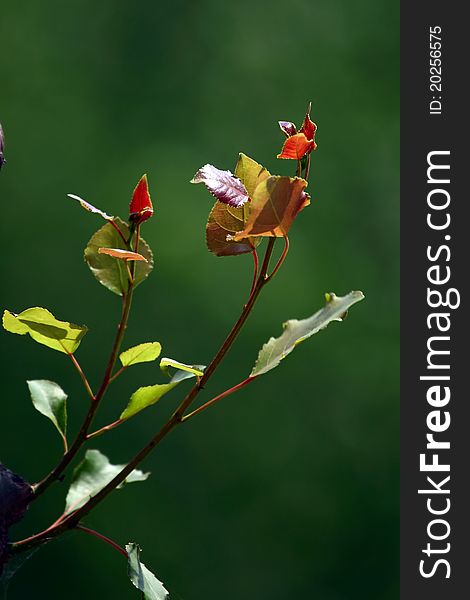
[266,236,289,282]
[182,376,256,422]
[32,230,140,499]
[68,353,95,400]
[76,525,128,558]
[11,238,278,554]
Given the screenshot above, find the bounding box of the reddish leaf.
[206,201,260,257]
[129,174,154,224]
[191,164,249,208]
[277,133,314,160]
[98,248,148,262]
[299,103,317,148]
[232,176,309,239]
[67,194,113,221]
[278,121,297,137]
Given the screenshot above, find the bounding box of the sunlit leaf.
[121,365,202,420]
[251,291,365,376]
[2,308,87,354]
[278,121,297,137]
[191,164,249,208]
[98,248,148,262]
[234,153,271,199]
[27,380,67,448]
[277,132,313,160]
[160,357,204,377]
[126,543,169,600]
[65,449,149,512]
[232,176,309,239]
[119,342,162,367]
[67,194,113,221]
[129,174,154,224]
[299,102,317,144]
[84,218,153,296]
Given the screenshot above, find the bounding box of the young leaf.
[84,218,153,296]
[121,364,203,420]
[129,174,154,224]
[232,176,309,239]
[98,248,148,262]
[251,291,365,377]
[119,342,162,367]
[234,153,271,198]
[2,308,87,354]
[160,357,204,377]
[126,543,169,600]
[206,201,258,256]
[277,132,313,160]
[67,194,113,221]
[120,382,179,421]
[278,121,297,137]
[191,164,249,208]
[299,102,317,143]
[27,380,67,448]
[65,449,149,512]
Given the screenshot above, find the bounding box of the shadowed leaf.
[126,543,168,600]
[191,164,249,208]
[98,248,147,262]
[119,342,162,367]
[27,380,67,448]
[251,291,365,376]
[65,449,149,512]
[84,218,153,296]
[206,201,258,256]
[233,176,309,239]
[2,308,87,354]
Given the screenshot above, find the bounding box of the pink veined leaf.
[98,248,148,262]
[67,194,113,221]
[191,164,249,208]
[278,121,297,137]
[129,174,154,224]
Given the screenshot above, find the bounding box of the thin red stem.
[68,353,95,400]
[87,418,125,440]
[76,525,128,558]
[249,247,259,296]
[266,236,289,282]
[109,219,128,244]
[182,377,256,422]
[304,154,311,180]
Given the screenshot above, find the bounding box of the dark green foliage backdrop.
[0,1,399,598]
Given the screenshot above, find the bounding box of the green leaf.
[84,218,153,296]
[120,382,179,421]
[160,357,204,377]
[121,363,203,420]
[120,342,162,367]
[65,449,149,512]
[234,153,271,198]
[126,542,169,600]
[2,307,87,354]
[251,291,365,377]
[27,380,67,447]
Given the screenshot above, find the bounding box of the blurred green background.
[0,0,399,598]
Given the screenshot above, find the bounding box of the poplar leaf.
[65,449,149,512]
[84,218,153,295]
[126,543,169,600]
[251,291,365,376]
[67,194,113,221]
[27,380,67,446]
[119,342,162,367]
[159,357,204,377]
[191,164,249,208]
[98,248,147,262]
[2,308,87,354]
[233,176,309,239]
